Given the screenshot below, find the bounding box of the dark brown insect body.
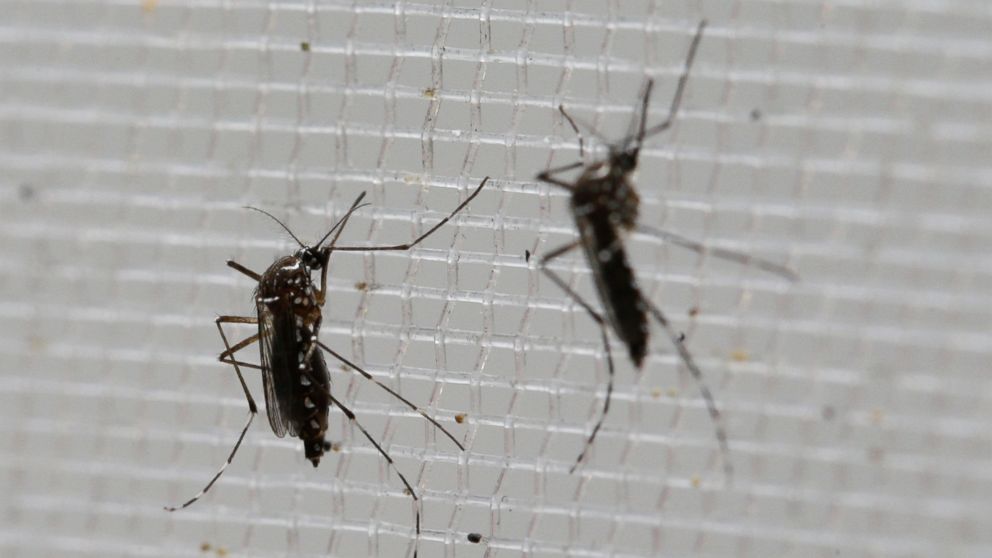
[570,164,647,366]
[536,21,796,475]
[254,254,331,466]
[166,178,490,558]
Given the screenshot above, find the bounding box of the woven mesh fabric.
[1,1,991,557]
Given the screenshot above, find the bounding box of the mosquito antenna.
[313,192,369,251]
[244,206,306,248]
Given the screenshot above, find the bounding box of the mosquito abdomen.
[576,205,649,367]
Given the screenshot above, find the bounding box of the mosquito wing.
[257,302,299,438]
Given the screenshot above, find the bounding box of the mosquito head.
[611,145,641,175]
[295,245,325,271]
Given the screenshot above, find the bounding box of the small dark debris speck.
[524,249,531,262]
[750,108,762,121]
[467,533,483,544]
[300,41,311,52]
[454,413,466,424]
[18,183,35,201]
[822,405,836,421]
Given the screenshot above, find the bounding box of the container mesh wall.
[1,1,990,557]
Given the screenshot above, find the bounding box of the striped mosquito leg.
[164,317,260,511]
[325,391,422,558]
[635,224,798,281]
[536,160,585,190]
[317,340,466,451]
[331,176,490,253]
[642,300,734,484]
[538,241,617,472]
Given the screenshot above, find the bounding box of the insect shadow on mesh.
[166,177,490,558]
[535,20,797,478]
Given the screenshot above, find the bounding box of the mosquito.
[166,177,490,558]
[536,21,797,477]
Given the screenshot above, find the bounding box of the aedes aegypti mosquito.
[166,177,490,557]
[535,21,797,477]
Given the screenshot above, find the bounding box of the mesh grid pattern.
[1,1,991,557]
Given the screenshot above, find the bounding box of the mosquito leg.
[635,224,799,281]
[556,103,613,150]
[640,20,707,139]
[326,392,421,558]
[220,359,262,370]
[317,341,465,451]
[217,331,259,362]
[558,105,587,159]
[331,176,490,253]
[163,318,259,511]
[538,241,617,472]
[536,160,585,190]
[227,261,262,282]
[641,299,733,483]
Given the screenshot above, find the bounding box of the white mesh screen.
[2,1,991,557]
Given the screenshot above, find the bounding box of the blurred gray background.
[1,1,990,557]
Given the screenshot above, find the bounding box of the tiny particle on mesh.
[423,87,436,98]
[18,183,35,202]
[750,108,763,121]
[200,542,211,552]
[730,350,749,362]
[331,442,342,452]
[524,249,531,262]
[867,446,885,463]
[651,388,663,399]
[27,334,46,353]
[691,474,701,488]
[142,0,158,12]
[467,533,483,544]
[300,41,310,52]
[454,413,467,424]
[215,548,229,558]
[822,405,836,421]
[687,306,699,318]
[354,280,368,291]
